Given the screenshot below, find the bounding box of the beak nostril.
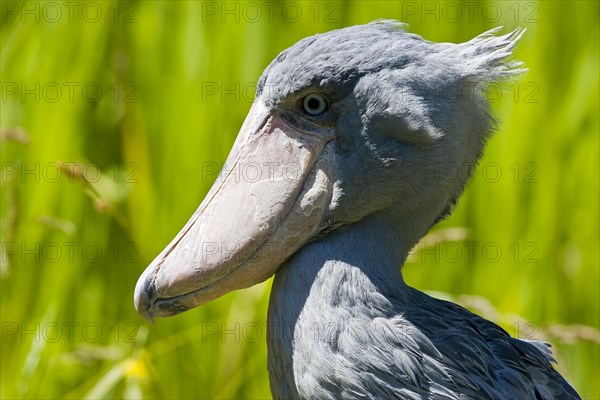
[255,113,270,133]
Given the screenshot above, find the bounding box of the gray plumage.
[134,20,581,399]
[261,22,580,399]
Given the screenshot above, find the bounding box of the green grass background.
[1,1,598,398]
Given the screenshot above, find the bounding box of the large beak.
[134,100,334,321]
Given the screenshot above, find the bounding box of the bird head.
[135,21,524,321]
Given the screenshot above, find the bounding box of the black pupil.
[307,97,321,111]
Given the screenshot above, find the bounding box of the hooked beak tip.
[134,271,157,324]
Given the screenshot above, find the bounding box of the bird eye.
[302,94,328,116]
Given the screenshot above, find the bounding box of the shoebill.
[134,21,581,399]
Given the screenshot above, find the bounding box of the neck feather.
[266,209,432,397]
[275,208,432,294]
